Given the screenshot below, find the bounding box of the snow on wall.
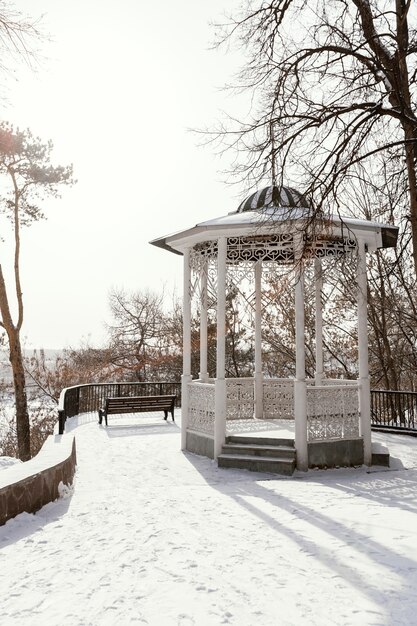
[0,433,76,526]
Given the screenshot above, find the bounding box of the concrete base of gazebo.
[185,417,371,471]
[186,430,215,460]
[183,374,374,473]
[186,409,392,472]
[307,438,364,469]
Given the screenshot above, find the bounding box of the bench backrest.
[105,395,175,411]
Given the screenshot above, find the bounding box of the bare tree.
[0,123,73,460]
[223,283,255,377]
[25,345,113,405]
[213,1,417,272]
[343,162,417,389]
[0,2,42,74]
[315,159,417,390]
[107,288,175,381]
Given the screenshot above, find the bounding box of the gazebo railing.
[306,378,358,386]
[306,384,360,441]
[188,382,215,435]
[188,378,362,432]
[226,378,254,420]
[263,379,294,419]
[371,389,417,432]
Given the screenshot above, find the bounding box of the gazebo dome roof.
[235,185,310,214]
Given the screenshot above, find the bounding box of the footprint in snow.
[177,614,195,626]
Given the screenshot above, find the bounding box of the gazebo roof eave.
[149,211,399,256]
[149,221,266,256]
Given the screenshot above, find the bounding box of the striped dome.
[236,185,310,213]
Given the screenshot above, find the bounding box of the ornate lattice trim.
[226,378,255,420]
[307,385,360,441]
[226,235,294,264]
[304,234,357,258]
[263,380,294,420]
[188,382,215,435]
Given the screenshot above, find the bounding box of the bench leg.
[164,410,168,421]
[98,409,108,426]
[171,409,175,422]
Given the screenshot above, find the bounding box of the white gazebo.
[150,186,398,472]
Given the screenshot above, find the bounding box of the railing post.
[199,260,209,382]
[357,240,372,465]
[294,269,308,471]
[214,237,228,459]
[58,409,65,435]
[254,260,263,419]
[182,248,193,450]
[314,258,324,385]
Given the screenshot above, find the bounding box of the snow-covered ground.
[1,413,417,626]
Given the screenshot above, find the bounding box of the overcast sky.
[0,0,248,349]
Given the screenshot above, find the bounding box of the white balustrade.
[188,377,360,442]
[226,378,254,420]
[306,384,360,441]
[307,378,358,386]
[187,382,215,435]
[263,379,294,419]
[321,379,358,386]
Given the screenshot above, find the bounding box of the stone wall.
[0,435,77,526]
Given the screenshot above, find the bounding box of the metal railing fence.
[58,382,181,433]
[371,389,417,433]
[57,383,417,435]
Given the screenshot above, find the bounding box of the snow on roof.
[150,206,398,255]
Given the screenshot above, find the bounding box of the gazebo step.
[222,443,296,459]
[218,453,295,475]
[226,435,295,448]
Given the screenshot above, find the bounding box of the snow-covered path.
[1,415,417,626]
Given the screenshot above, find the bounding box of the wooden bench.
[98,395,176,426]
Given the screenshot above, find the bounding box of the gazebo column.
[314,258,324,385]
[357,241,372,465]
[294,269,308,471]
[181,247,192,451]
[214,237,227,458]
[254,260,263,418]
[199,261,209,382]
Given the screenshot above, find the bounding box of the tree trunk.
[8,326,31,460]
[0,265,30,461]
[393,0,417,277]
[402,127,417,277]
